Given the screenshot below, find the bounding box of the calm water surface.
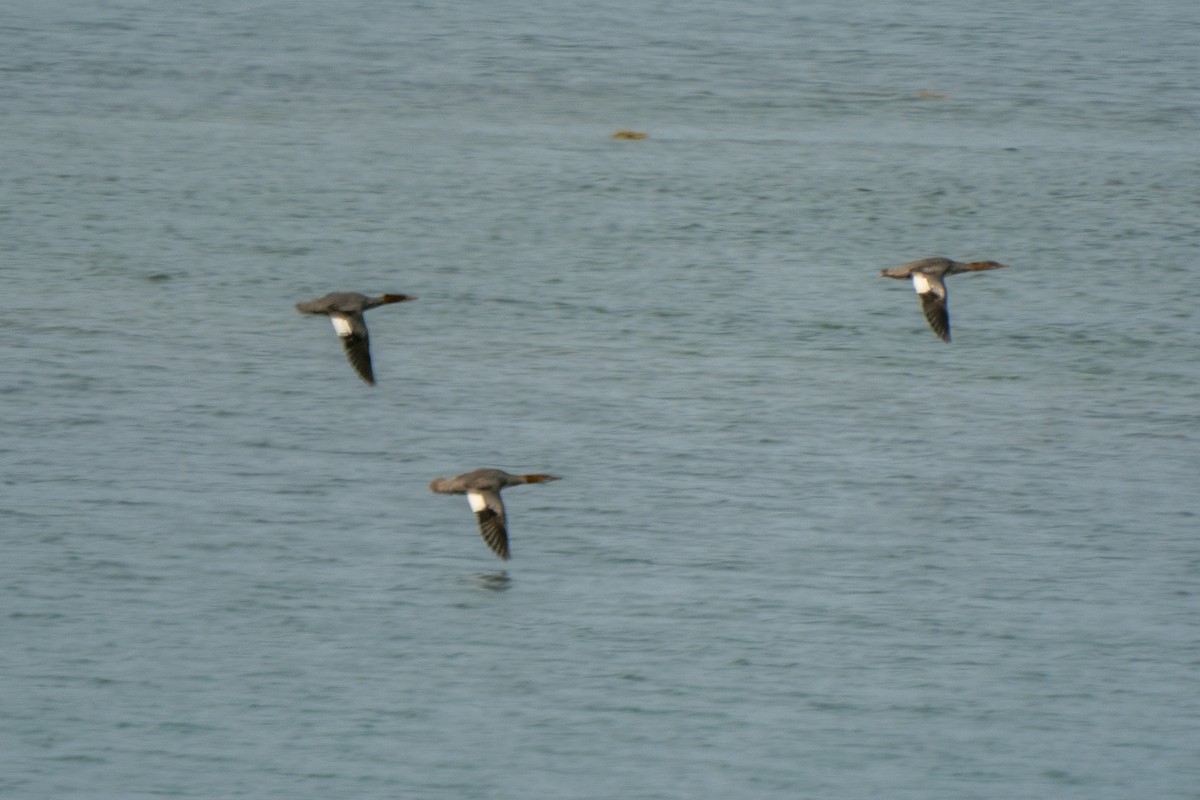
[3,1,1199,798]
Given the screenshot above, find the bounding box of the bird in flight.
[879,258,1006,342]
[295,291,416,384]
[429,468,562,560]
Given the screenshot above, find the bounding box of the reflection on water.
[473,571,512,592]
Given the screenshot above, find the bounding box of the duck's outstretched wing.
[467,490,509,560]
[330,313,375,384]
[912,273,951,343]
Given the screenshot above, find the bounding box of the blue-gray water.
[4,1,1199,797]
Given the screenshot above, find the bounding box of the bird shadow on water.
[472,571,512,592]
